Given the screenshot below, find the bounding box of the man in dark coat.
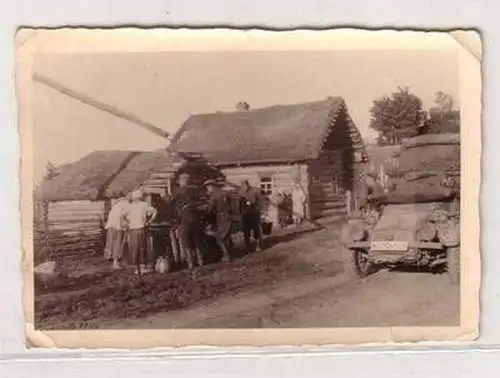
[168,172,204,269]
[203,179,233,263]
[239,180,262,252]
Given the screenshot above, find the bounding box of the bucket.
[261,222,273,236]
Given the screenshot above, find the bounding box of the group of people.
[103,189,158,275]
[103,173,264,276]
[274,181,307,228]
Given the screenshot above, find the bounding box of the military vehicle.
[342,133,460,284]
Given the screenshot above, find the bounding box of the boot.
[186,250,195,270]
[220,245,231,263]
[243,236,251,253]
[112,258,121,270]
[195,248,204,267]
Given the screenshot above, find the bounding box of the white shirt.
[124,201,157,230]
[292,185,306,204]
[105,200,128,230]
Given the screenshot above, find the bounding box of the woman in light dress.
[291,165,307,226]
[103,195,129,270]
[123,189,158,275]
[291,181,307,226]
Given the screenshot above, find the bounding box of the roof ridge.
[189,97,343,117]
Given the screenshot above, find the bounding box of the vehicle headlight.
[437,222,460,247]
[416,223,437,242]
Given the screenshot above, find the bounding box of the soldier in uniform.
[203,179,233,263]
[239,180,263,252]
[168,172,204,270]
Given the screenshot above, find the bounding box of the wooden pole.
[33,73,170,140]
[101,199,111,250]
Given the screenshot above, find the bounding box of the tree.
[434,91,454,113]
[44,161,60,181]
[369,87,427,146]
[423,91,460,134]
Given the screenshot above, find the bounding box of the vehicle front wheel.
[447,246,460,285]
[343,247,373,279]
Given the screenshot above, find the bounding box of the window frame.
[259,175,274,196]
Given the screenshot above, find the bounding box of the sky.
[32,49,459,183]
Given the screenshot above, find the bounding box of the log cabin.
[169,97,368,225]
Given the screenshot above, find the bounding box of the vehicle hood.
[370,203,434,242]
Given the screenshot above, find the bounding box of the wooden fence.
[33,200,106,264]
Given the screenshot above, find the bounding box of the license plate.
[370,241,409,251]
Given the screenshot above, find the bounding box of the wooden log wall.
[307,103,367,222]
[308,150,347,222]
[143,159,223,197]
[221,163,309,223]
[33,200,106,264]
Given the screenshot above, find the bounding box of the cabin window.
[259,176,273,196]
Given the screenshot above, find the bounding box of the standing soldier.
[239,180,263,252]
[203,179,233,263]
[169,172,204,270]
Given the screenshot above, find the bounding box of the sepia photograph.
[17,29,481,348]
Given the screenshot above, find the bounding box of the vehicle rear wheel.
[447,246,460,285]
[343,247,373,279]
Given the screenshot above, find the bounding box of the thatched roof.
[36,151,138,202]
[36,150,205,202]
[169,98,351,165]
[103,151,180,198]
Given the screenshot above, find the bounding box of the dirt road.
[36,223,460,330]
[105,269,459,329]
